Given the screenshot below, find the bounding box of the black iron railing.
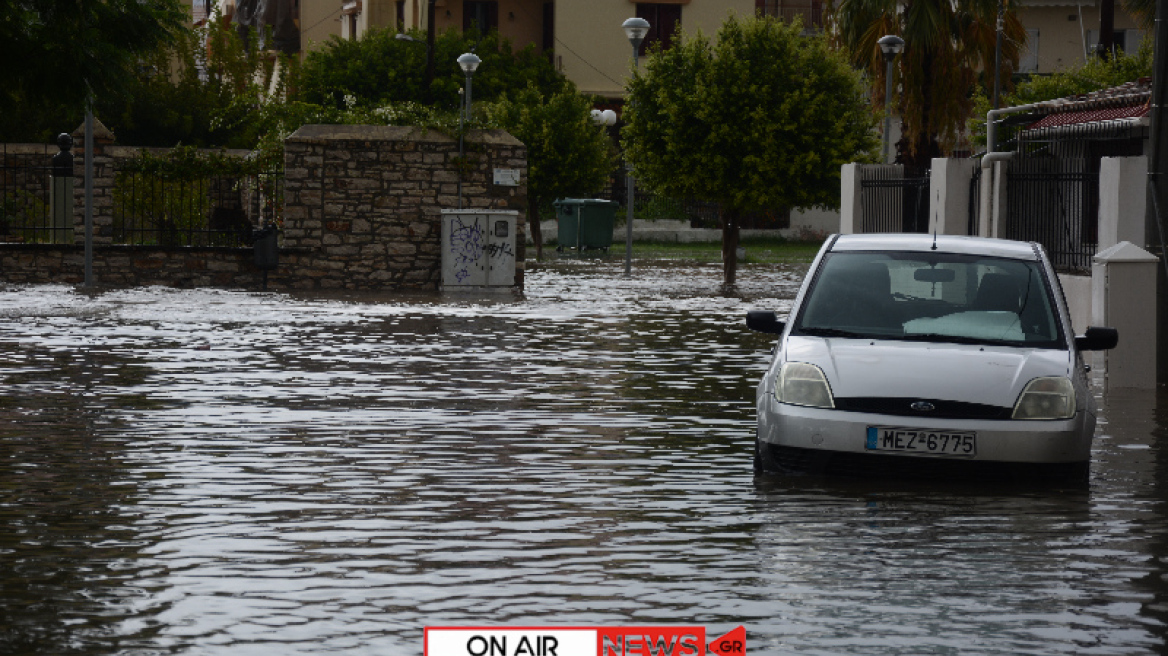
[1005,160,1098,273]
[112,170,283,247]
[860,166,930,233]
[0,145,68,244]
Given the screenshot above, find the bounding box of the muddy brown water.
[0,259,1166,655]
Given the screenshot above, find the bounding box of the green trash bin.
[554,198,618,251]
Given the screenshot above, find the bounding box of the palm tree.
[829,0,1026,168]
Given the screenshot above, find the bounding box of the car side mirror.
[746,310,785,335]
[1075,326,1118,351]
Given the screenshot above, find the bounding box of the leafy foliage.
[484,86,612,214]
[623,15,876,285]
[101,20,293,149]
[0,0,185,143]
[295,28,567,112]
[828,0,1026,165]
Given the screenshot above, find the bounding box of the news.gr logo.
[423,625,746,656]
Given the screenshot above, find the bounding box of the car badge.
[910,401,935,412]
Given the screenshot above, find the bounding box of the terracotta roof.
[1024,77,1151,130]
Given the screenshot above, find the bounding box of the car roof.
[829,234,1039,261]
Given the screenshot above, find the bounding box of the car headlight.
[775,362,835,409]
[1012,377,1076,420]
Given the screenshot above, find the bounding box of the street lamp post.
[993,0,1004,109]
[878,35,904,164]
[457,52,481,210]
[621,17,649,278]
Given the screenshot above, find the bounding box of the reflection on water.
[0,260,1165,655]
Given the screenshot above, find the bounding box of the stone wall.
[0,124,528,292]
[277,124,527,290]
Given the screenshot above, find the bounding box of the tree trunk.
[722,205,740,287]
[528,199,543,261]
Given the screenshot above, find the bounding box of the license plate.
[866,426,977,457]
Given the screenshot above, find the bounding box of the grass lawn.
[532,236,824,265]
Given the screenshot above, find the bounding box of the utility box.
[441,210,518,289]
[554,198,617,251]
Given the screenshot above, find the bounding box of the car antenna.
[931,230,938,251]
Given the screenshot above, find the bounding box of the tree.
[0,0,185,142]
[295,27,566,113]
[623,15,877,286]
[485,85,614,260]
[829,0,1026,167]
[99,19,291,148]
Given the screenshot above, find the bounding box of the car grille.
[833,397,1012,420]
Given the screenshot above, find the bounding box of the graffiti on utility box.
[441,211,518,288]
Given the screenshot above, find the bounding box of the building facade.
[1015,0,1145,74]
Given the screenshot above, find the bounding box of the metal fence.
[112,170,283,247]
[967,165,981,236]
[1004,158,1098,273]
[860,165,930,233]
[0,144,66,244]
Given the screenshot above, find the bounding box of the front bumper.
[757,395,1094,465]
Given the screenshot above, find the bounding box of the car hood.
[783,336,1073,407]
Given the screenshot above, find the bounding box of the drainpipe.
[979,102,1061,236]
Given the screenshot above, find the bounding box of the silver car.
[747,233,1117,481]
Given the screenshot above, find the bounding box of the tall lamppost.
[993,0,1004,109]
[621,17,649,277]
[877,35,904,164]
[457,52,481,210]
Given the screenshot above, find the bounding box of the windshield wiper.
[798,326,869,339]
[898,332,1013,346]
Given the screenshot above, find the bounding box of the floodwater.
[0,258,1166,655]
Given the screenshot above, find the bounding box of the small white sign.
[494,168,521,187]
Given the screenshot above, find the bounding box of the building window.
[464,1,498,34]
[635,3,681,56]
[755,0,823,29]
[542,2,554,53]
[1086,28,1145,58]
[396,0,405,30]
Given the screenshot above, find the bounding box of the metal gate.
[1004,158,1097,273]
[860,166,930,233]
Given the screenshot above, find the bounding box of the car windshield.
[794,251,1065,348]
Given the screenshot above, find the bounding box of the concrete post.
[1098,155,1147,251]
[839,163,861,234]
[929,158,977,236]
[1092,241,1158,388]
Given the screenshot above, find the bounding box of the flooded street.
[1,258,1166,655]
